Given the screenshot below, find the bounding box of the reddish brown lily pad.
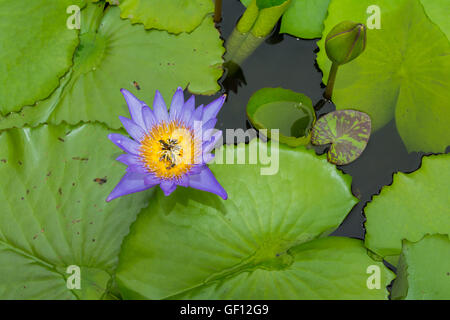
[311,110,371,165]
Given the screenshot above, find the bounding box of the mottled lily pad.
[0,0,82,114]
[0,4,224,130]
[246,88,316,147]
[392,235,450,300]
[311,110,371,165]
[317,0,450,153]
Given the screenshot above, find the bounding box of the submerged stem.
[324,63,339,100]
[214,0,223,23]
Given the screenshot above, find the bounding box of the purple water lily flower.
[106,87,227,202]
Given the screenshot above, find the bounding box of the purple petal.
[203,129,221,146]
[126,164,148,174]
[108,133,141,155]
[180,95,195,126]
[142,106,157,132]
[175,175,189,187]
[188,167,228,200]
[116,154,141,166]
[203,131,222,154]
[144,174,161,185]
[119,116,146,142]
[160,180,177,196]
[106,172,156,202]
[153,90,169,122]
[202,95,226,122]
[202,118,218,139]
[188,164,203,175]
[121,89,146,128]
[193,105,203,122]
[169,87,184,121]
[203,153,215,164]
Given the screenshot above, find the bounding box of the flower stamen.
[139,120,200,179]
[158,138,183,170]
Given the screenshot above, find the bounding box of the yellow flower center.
[139,121,200,179]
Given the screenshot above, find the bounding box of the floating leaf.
[114,0,214,34]
[365,153,450,265]
[0,0,82,114]
[257,0,289,9]
[392,235,450,300]
[0,124,152,299]
[317,0,450,153]
[241,0,290,9]
[280,0,331,39]
[311,110,371,165]
[238,0,291,37]
[420,0,450,39]
[158,237,393,299]
[115,142,393,299]
[241,0,331,39]
[246,88,316,147]
[0,4,224,131]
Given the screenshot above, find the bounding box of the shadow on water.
[330,120,425,239]
[192,0,434,240]
[195,0,324,130]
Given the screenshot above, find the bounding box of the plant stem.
[324,63,339,100]
[214,0,223,23]
[237,0,259,33]
[225,29,265,66]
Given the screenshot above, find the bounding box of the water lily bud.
[325,21,367,65]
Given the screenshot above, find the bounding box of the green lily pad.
[0,0,82,115]
[246,88,316,147]
[164,237,393,299]
[280,0,331,39]
[420,0,450,39]
[115,142,393,299]
[114,0,214,34]
[257,0,289,9]
[392,235,450,300]
[241,0,331,39]
[0,4,224,131]
[311,110,371,165]
[242,0,289,9]
[317,0,450,153]
[0,124,152,299]
[365,153,450,265]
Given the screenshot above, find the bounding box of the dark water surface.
[195,0,425,240]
